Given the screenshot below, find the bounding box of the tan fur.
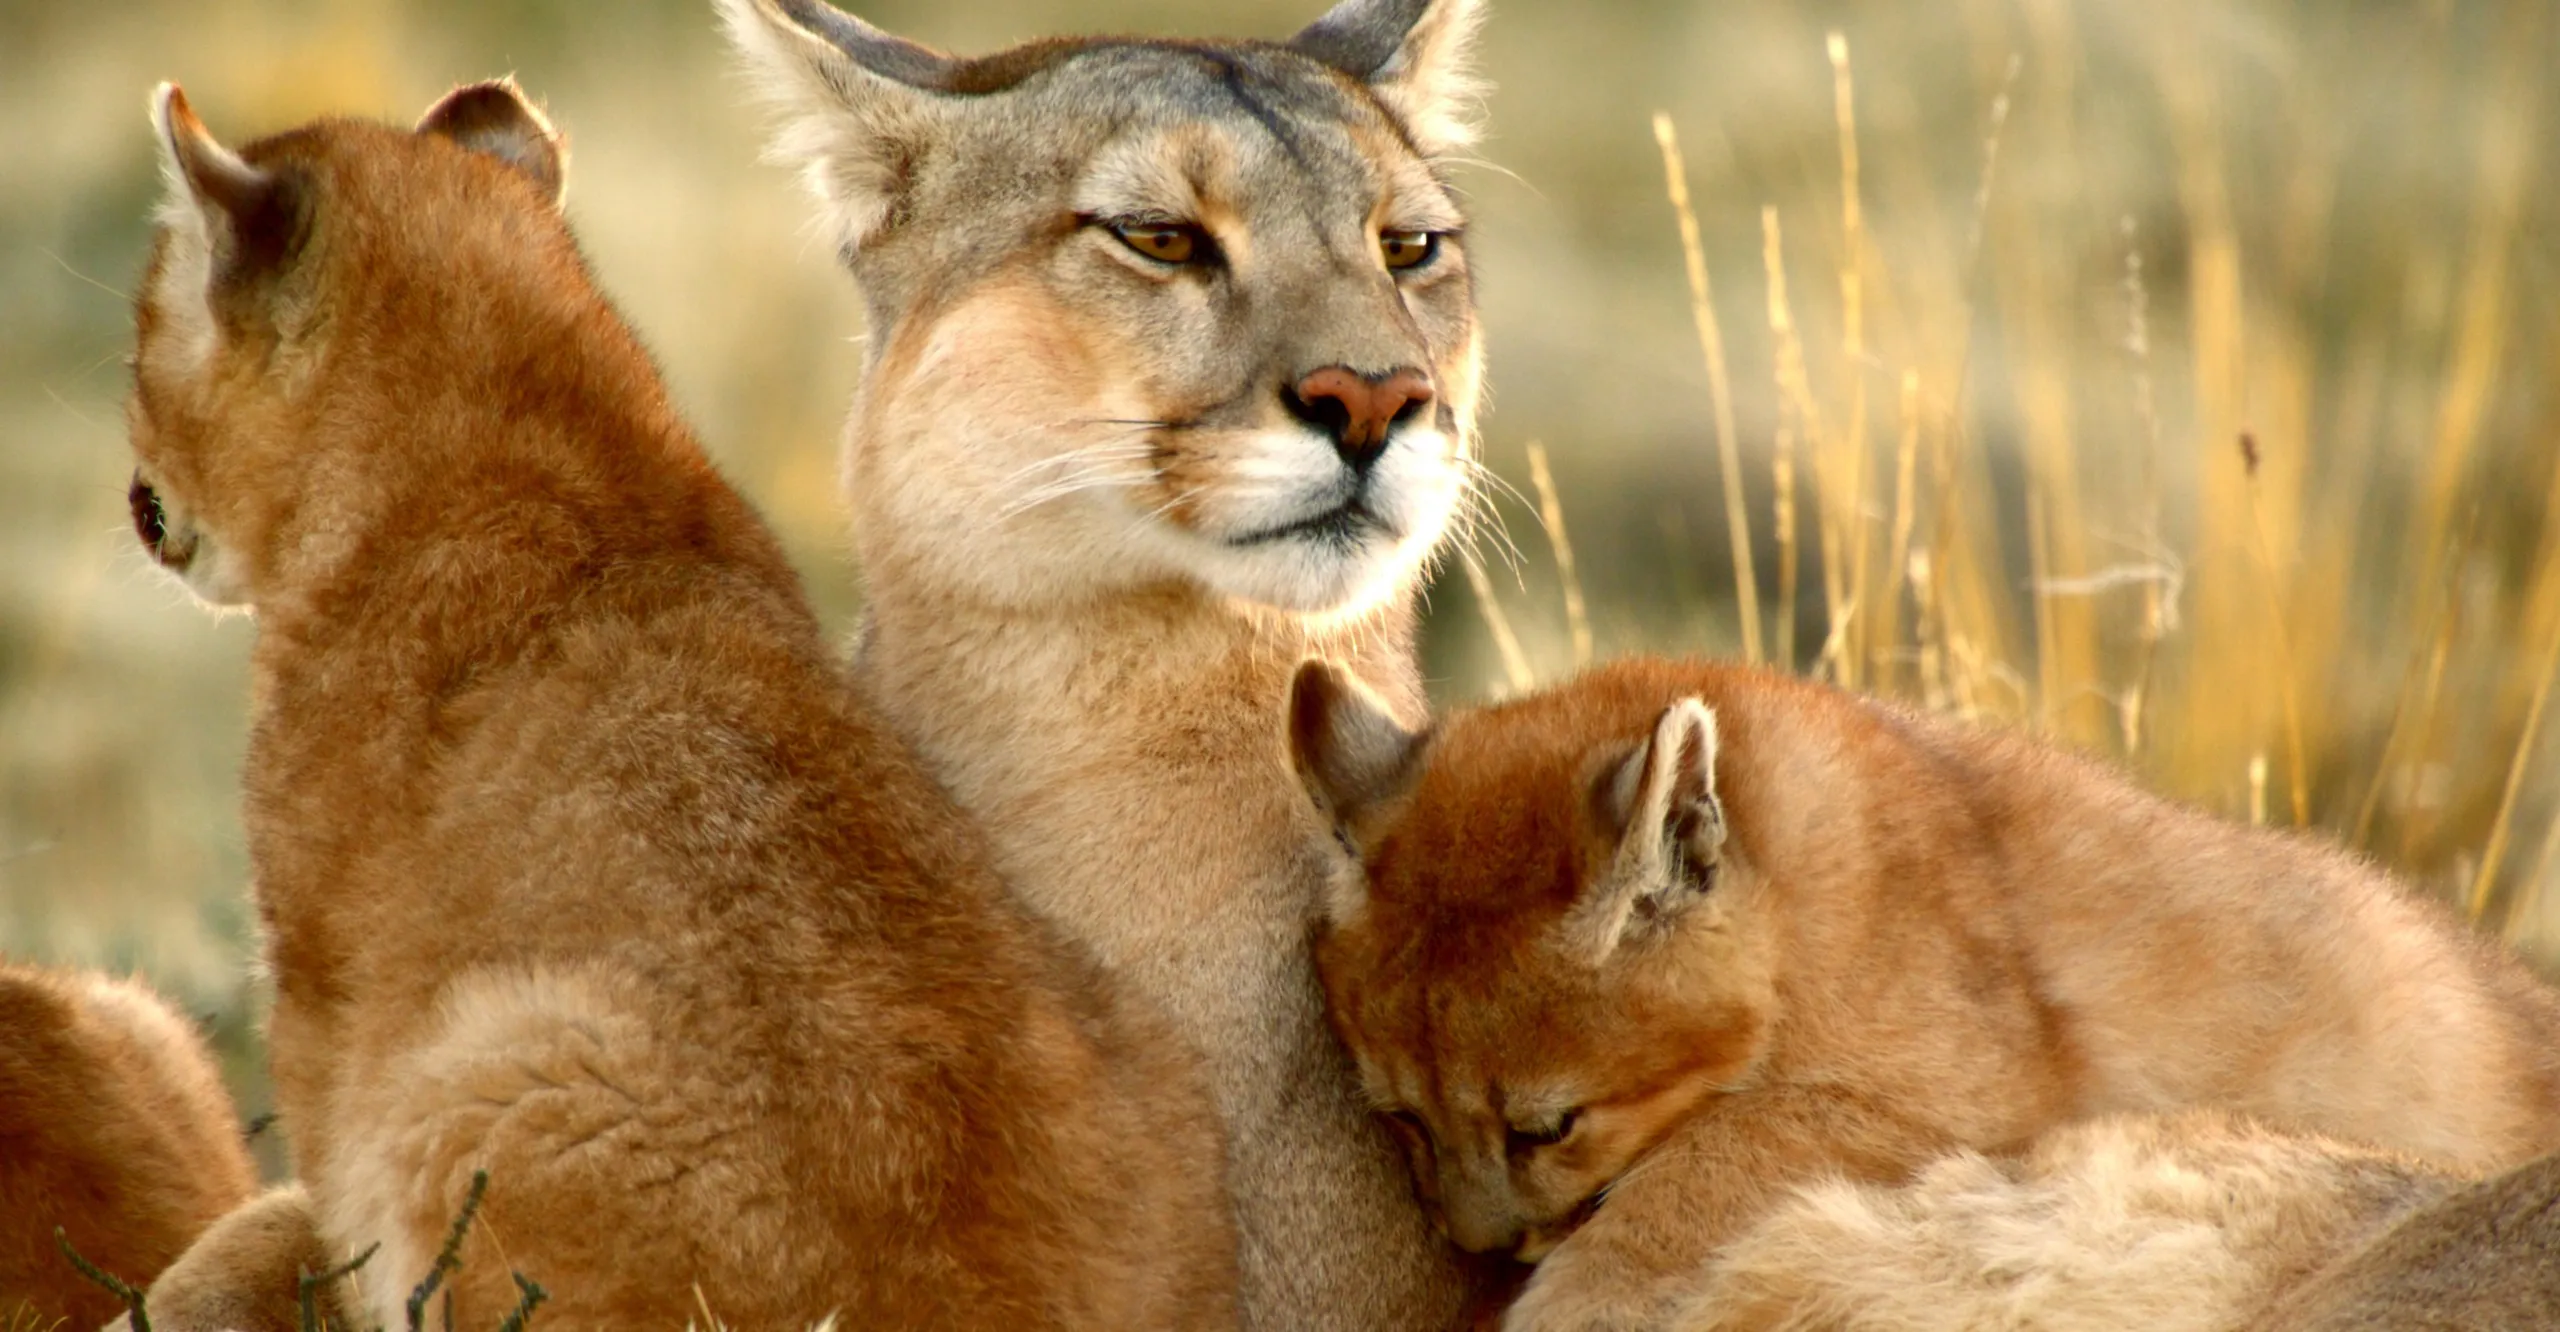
[723,0,1503,1325]
[110,1187,340,1332]
[0,962,257,1330]
[125,82,1234,1329]
[1675,1112,2454,1332]
[1292,656,2560,1331]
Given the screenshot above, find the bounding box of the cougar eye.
[129,475,168,551]
[1506,1108,1580,1155]
[1379,229,1440,271]
[1108,221,1212,266]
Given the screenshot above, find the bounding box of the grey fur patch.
[1291,0,1440,78]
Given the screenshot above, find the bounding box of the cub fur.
[116,1187,338,1332]
[1675,1111,2457,1332]
[1289,655,2560,1331]
[125,81,1234,1329]
[1673,1113,2560,1332]
[723,0,1497,1325]
[0,962,257,1328]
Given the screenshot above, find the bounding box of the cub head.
[1288,660,1779,1261]
[722,0,1486,616]
[127,80,566,610]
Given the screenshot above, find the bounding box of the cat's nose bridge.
[1267,247,1432,376]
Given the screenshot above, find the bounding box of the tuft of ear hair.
[152,84,302,284]
[717,0,956,254]
[1563,696,1726,964]
[1290,0,1489,157]
[149,84,305,367]
[417,79,566,206]
[1288,660,1426,840]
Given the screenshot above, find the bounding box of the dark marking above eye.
[1196,48,1313,171]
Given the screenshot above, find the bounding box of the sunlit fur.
[126,82,1234,1330]
[1676,1111,2455,1332]
[724,0,1501,1326]
[0,962,257,1330]
[1674,1111,2560,1332]
[1300,656,2560,1331]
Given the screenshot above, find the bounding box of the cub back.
[123,81,1236,1330]
[0,962,256,1328]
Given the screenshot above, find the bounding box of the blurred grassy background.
[3,0,2555,1165]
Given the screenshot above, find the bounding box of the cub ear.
[418,79,565,206]
[1563,696,1728,963]
[718,0,954,253]
[1287,659,1426,919]
[151,83,304,322]
[1290,0,1487,156]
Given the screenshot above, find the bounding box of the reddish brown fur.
[1305,657,2560,1331]
[0,963,256,1328]
[127,87,1234,1329]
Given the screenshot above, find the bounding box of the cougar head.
[1289,658,1779,1261]
[723,0,1487,616]
[127,80,568,612]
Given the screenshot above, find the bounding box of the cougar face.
[726,0,1485,615]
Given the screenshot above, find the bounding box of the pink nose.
[1289,365,1435,466]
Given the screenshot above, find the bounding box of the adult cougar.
[122,80,1233,1329]
[723,0,1494,1325]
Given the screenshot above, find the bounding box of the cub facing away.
[125,81,1233,1328]
[724,0,1496,1325]
[1289,655,2560,1331]
[0,962,257,1328]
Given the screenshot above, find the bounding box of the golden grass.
[1464,9,2560,959]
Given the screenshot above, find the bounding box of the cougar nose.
[1286,365,1435,472]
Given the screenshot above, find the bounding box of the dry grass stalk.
[1459,546,1537,697]
[2470,617,2560,921]
[1828,31,1872,693]
[1524,441,1592,671]
[2026,490,2058,734]
[2238,433,2311,826]
[1772,416,1800,672]
[1652,112,1762,666]
[1881,369,1921,694]
[2119,215,2168,760]
[1760,207,1843,679]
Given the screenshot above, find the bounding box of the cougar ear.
[1290,0,1487,156]
[1288,660,1427,917]
[1289,660,1428,835]
[150,84,303,359]
[418,79,565,206]
[1563,697,1726,963]
[718,0,954,253]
